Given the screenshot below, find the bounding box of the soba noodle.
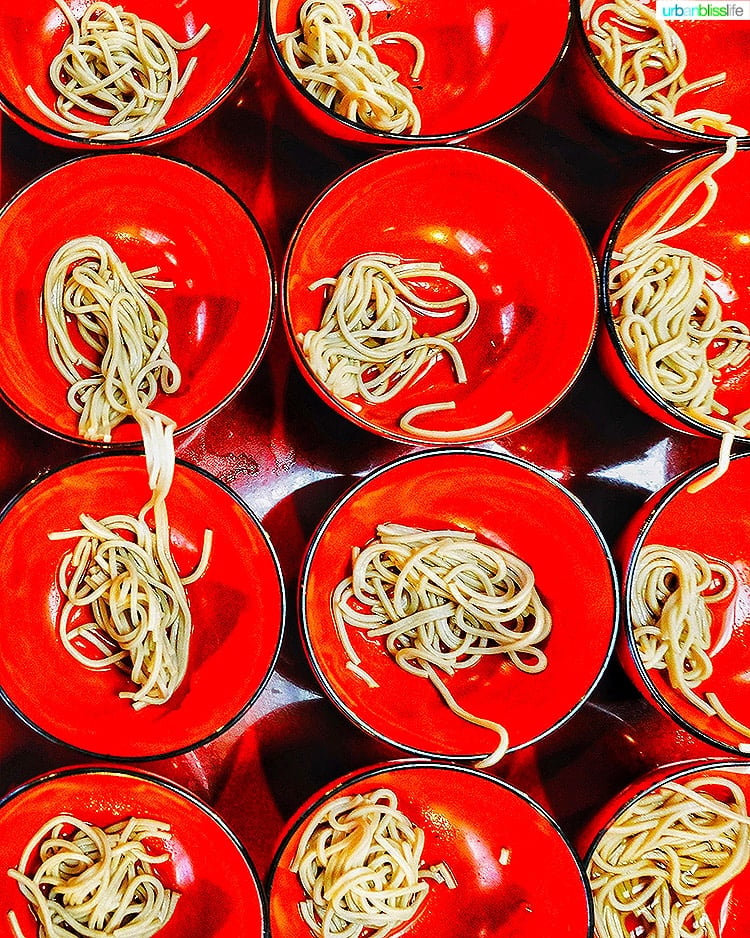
[631,543,750,745]
[7,814,179,938]
[581,0,747,136]
[278,0,424,134]
[27,0,210,141]
[588,775,750,938]
[290,788,455,938]
[333,523,552,767]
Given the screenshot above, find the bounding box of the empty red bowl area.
[580,760,750,938]
[0,454,283,759]
[618,453,750,753]
[0,767,267,937]
[285,146,598,444]
[575,3,750,144]
[270,762,592,938]
[300,449,616,763]
[0,0,260,147]
[269,0,571,143]
[0,153,273,446]
[599,146,750,437]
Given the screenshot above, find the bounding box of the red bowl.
[0,766,267,937]
[0,0,261,148]
[267,0,572,146]
[269,760,593,938]
[579,759,750,937]
[618,451,750,754]
[0,153,274,447]
[0,453,284,760]
[571,2,750,146]
[599,144,750,438]
[283,146,598,444]
[299,448,617,765]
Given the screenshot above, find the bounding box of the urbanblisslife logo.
[656,1,750,17]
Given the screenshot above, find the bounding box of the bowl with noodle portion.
[0,453,284,760]
[580,759,750,938]
[266,0,572,146]
[268,760,594,938]
[298,448,618,769]
[572,0,750,146]
[283,146,599,445]
[0,0,262,148]
[617,451,750,756]
[0,765,268,937]
[599,141,750,470]
[0,152,274,448]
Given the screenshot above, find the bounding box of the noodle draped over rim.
[43,234,212,709]
[290,788,456,938]
[277,0,424,135]
[7,814,179,938]
[587,775,750,938]
[27,0,210,141]
[581,0,747,136]
[332,523,552,767]
[631,542,750,746]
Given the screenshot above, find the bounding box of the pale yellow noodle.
[333,523,552,767]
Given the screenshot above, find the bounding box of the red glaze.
[617,452,750,754]
[269,760,593,938]
[578,759,750,938]
[283,146,599,444]
[598,145,750,438]
[299,448,618,764]
[0,153,274,447]
[0,766,267,937]
[267,0,572,146]
[0,454,284,760]
[0,0,262,148]
[571,2,750,147]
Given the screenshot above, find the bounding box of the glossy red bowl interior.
[299,448,617,764]
[0,153,274,447]
[269,761,593,938]
[284,146,598,444]
[574,3,750,145]
[580,759,750,937]
[0,766,267,937]
[618,452,750,754]
[268,0,571,145]
[0,0,261,148]
[599,145,750,438]
[0,454,284,760]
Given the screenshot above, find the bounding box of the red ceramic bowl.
[267,0,572,146]
[0,453,284,760]
[0,0,261,148]
[0,766,268,937]
[269,761,593,938]
[283,146,599,444]
[618,451,750,754]
[0,153,274,447]
[580,759,750,937]
[299,448,618,765]
[572,1,750,146]
[599,144,750,438]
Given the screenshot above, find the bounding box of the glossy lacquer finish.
[0,767,268,937]
[269,762,592,938]
[0,455,284,760]
[300,449,617,764]
[0,153,274,446]
[267,0,572,145]
[284,147,599,444]
[0,0,262,148]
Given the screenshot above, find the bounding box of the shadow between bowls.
[0,452,285,761]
